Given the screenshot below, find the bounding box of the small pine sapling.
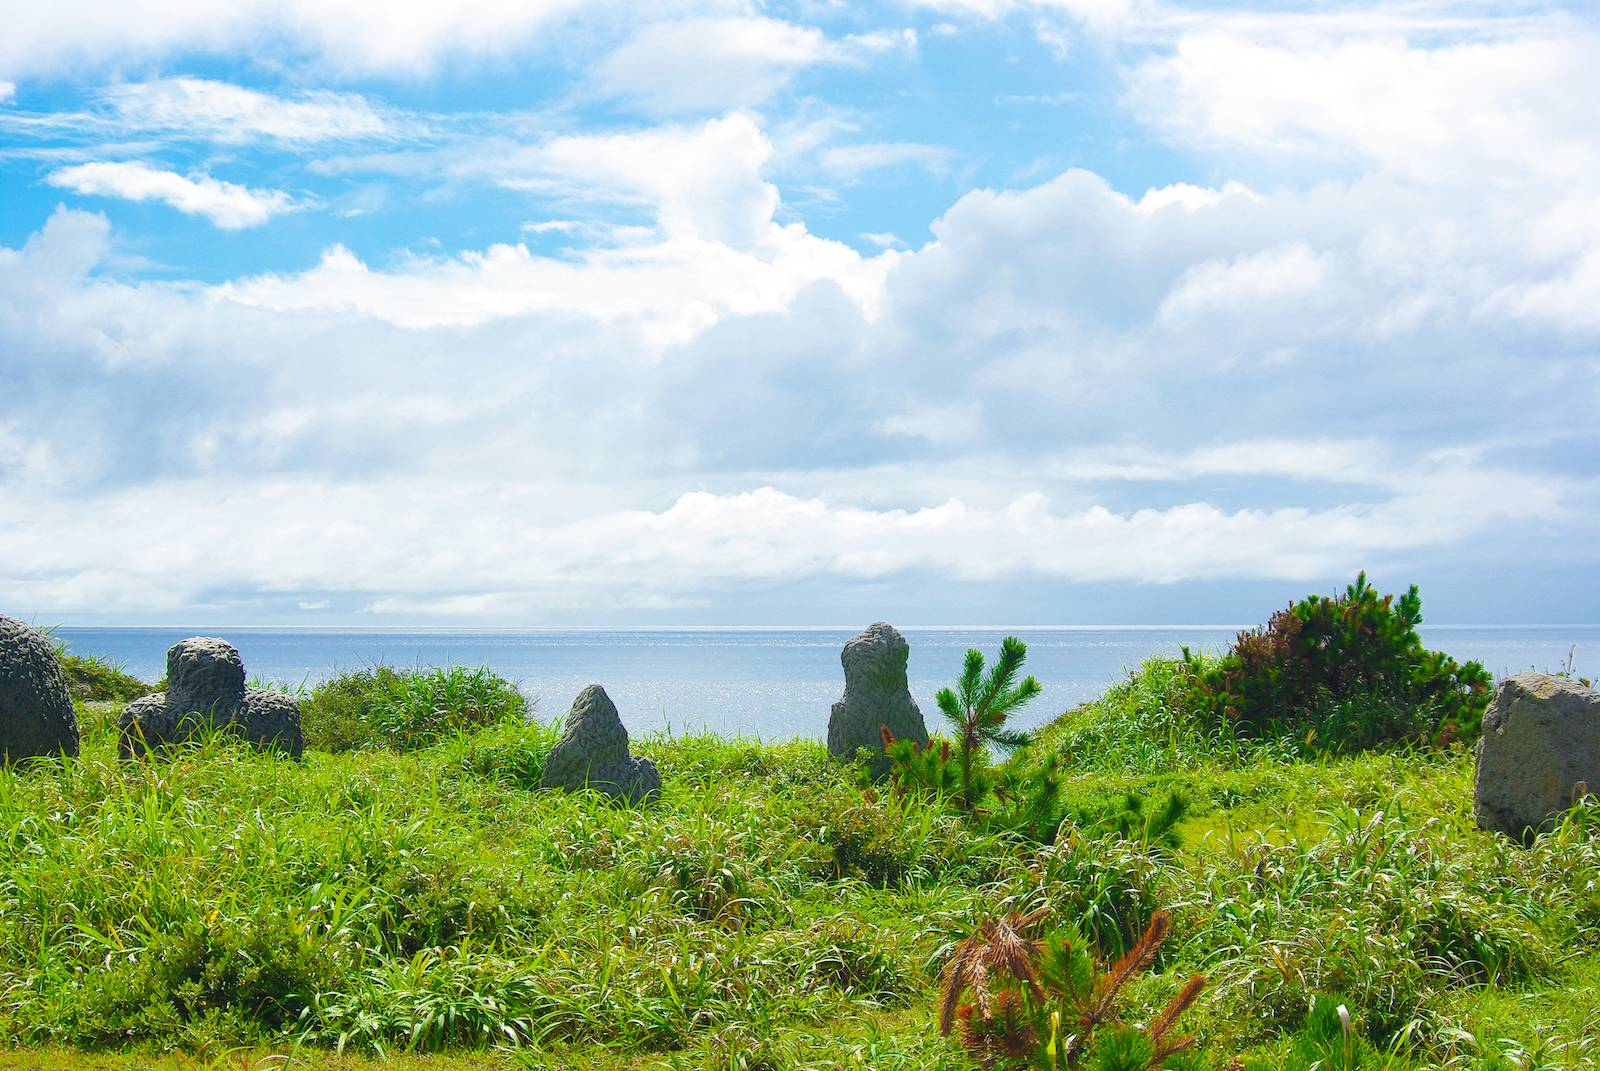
[881,727,961,800]
[939,636,1043,812]
[994,749,1069,844]
[940,907,1207,1071]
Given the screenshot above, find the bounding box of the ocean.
[50,625,1600,741]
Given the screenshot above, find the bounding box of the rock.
[827,621,929,777]
[540,684,660,805]
[1474,672,1600,839]
[118,637,303,760]
[0,614,79,765]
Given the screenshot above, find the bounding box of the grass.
[299,664,533,753]
[2,658,1599,1070]
[38,628,154,704]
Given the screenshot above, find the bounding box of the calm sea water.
[50,625,1600,741]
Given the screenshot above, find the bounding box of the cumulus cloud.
[18,415,1590,619]
[0,465,1569,616]
[46,162,301,229]
[1127,23,1600,190]
[5,1,1600,622]
[4,120,1596,621]
[217,117,894,334]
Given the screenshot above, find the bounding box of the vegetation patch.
[300,664,533,752]
[8,588,1597,1069]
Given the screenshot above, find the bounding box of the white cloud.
[5,26,1600,621]
[220,117,895,333]
[1128,24,1600,190]
[100,78,391,144]
[46,161,301,229]
[0,81,14,103]
[0,0,737,80]
[912,0,1132,33]
[874,400,985,445]
[1158,242,1330,323]
[505,115,784,248]
[0,459,1569,616]
[816,141,955,180]
[593,17,911,111]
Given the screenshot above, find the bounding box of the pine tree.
[937,636,1041,811]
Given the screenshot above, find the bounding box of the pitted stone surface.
[540,684,660,805]
[0,614,79,765]
[119,637,303,760]
[1475,672,1600,838]
[827,621,929,777]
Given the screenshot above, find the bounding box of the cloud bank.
[2,0,1597,623]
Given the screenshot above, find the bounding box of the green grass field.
[2,655,1597,1070]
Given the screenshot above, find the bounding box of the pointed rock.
[541,684,661,805]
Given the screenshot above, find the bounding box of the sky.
[1,0,1597,627]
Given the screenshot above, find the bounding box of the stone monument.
[0,614,79,765]
[540,684,661,805]
[827,621,929,777]
[1475,671,1600,839]
[119,637,303,760]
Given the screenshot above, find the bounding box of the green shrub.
[937,636,1041,811]
[440,715,559,790]
[1186,573,1491,749]
[301,664,531,752]
[57,652,154,702]
[883,732,962,802]
[77,906,341,1044]
[1070,790,1189,853]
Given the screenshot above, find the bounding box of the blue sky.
[1,0,1597,626]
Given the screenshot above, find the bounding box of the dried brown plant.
[939,905,1051,1036]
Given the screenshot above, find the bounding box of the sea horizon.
[49,623,1600,742]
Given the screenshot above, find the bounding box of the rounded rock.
[0,614,80,765]
[1475,672,1600,839]
[119,636,301,760]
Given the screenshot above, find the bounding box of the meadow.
[3,603,1599,1070]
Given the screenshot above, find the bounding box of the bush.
[1187,573,1491,748]
[301,663,532,752]
[56,651,154,702]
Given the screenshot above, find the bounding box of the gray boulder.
[1474,672,1600,838]
[0,614,79,765]
[827,621,929,777]
[540,684,660,805]
[119,637,303,760]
